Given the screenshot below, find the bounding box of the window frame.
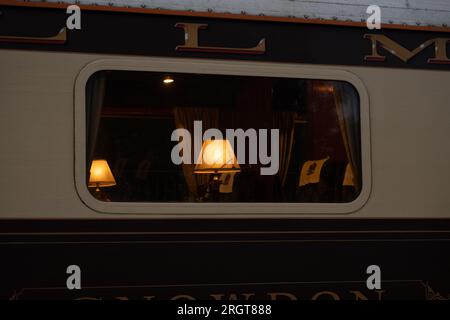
[74,57,372,217]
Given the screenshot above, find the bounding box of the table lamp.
[88,159,116,200]
[194,140,240,200]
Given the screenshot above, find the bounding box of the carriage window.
[86,71,361,203]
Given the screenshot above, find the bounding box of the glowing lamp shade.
[194,140,240,174]
[88,159,116,188]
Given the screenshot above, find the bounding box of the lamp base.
[204,173,221,201]
[90,187,111,202]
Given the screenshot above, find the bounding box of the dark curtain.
[173,107,219,200]
[331,81,361,191]
[229,78,293,201]
[273,111,295,187]
[86,72,106,180]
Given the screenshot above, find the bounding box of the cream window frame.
[74,57,372,217]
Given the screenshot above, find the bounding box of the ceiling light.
[163,76,174,84]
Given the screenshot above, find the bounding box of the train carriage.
[0,0,449,300]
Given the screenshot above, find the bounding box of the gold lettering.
[170,294,196,300]
[350,291,369,300]
[0,28,67,45]
[210,293,255,300]
[311,291,340,300]
[267,292,298,300]
[365,34,450,64]
[375,290,385,300]
[175,22,266,55]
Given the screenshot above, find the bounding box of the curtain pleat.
[332,82,361,191]
[273,111,295,187]
[173,107,219,199]
[86,72,106,181]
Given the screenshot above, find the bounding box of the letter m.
[364,34,450,64]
